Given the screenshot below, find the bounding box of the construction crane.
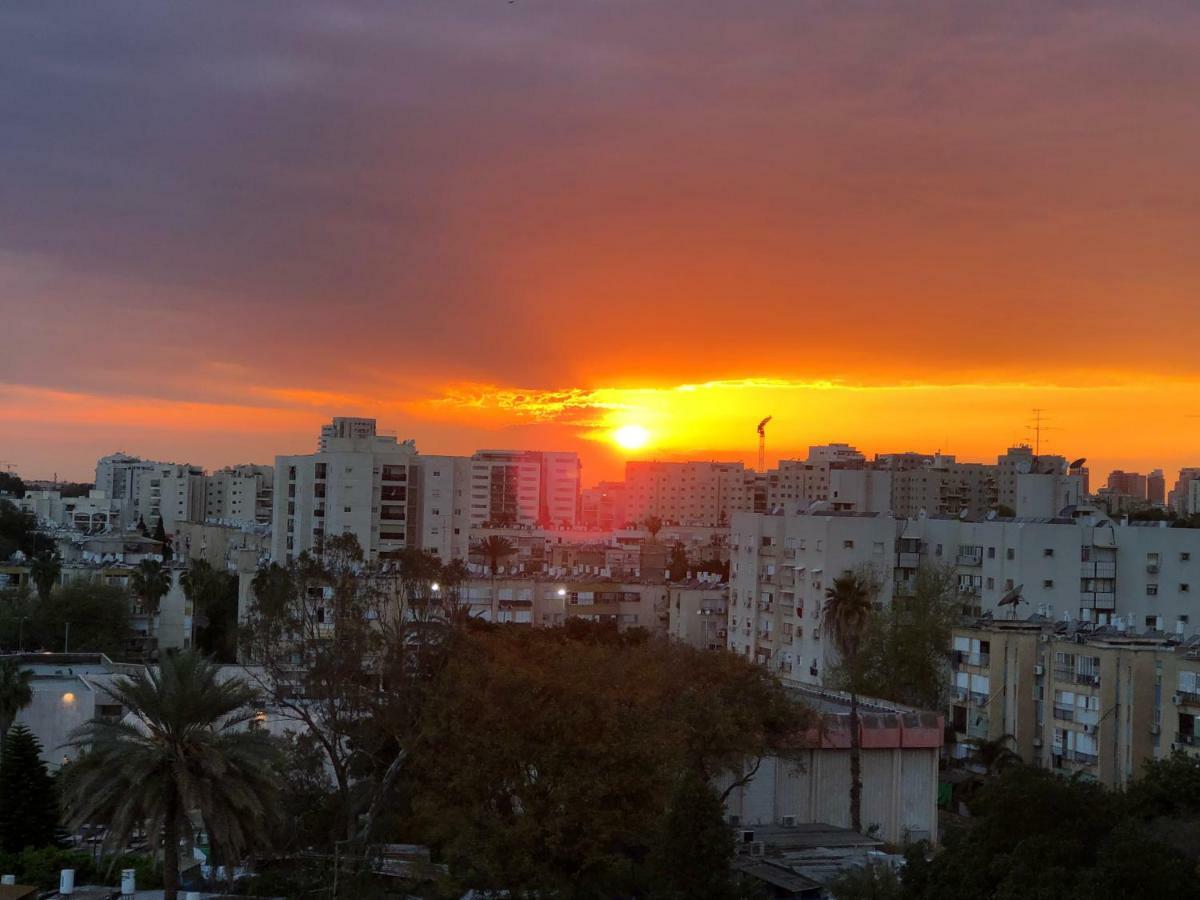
[756,416,772,471]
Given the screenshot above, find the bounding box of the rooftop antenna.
[756,416,772,471]
[1026,408,1058,457]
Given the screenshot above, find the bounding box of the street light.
[431,582,440,592]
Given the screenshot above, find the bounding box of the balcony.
[897,552,921,569]
[966,717,991,740]
[1080,562,1116,579]
[956,552,983,567]
[1074,673,1101,687]
[1175,733,1199,747]
[952,650,990,667]
[1147,564,1160,574]
[1173,691,1200,707]
[1070,750,1098,766]
[1079,591,1116,610]
[1052,706,1075,722]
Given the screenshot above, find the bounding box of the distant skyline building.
[1107,469,1148,500]
[1148,469,1166,506]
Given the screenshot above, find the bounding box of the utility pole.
[64,621,70,654]
[756,416,772,471]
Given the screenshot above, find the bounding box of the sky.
[3,1,1200,486]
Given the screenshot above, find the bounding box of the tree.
[0,659,34,749]
[180,561,238,661]
[129,559,171,618]
[851,563,959,711]
[0,724,59,852]
[644,516,663,540]
[668,542,689,582]
[823,571,876,833]
[475,535,516,621]
[961,733,1022,776]
[0,500,53,561]
[647,769,738,900]
[152,517,172,562]
[30,580,131,655]
[29,553,61,603]
[63,652,281,900]
[409,625,806,896]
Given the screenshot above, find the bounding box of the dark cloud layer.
[3,1,1200,400]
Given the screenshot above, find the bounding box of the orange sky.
[2,3,1200,486]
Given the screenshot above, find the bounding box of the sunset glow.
[612,424,651,451]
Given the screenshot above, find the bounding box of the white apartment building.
[417,455,472,561]
[730,509,1200,687]
[272,429,421,563]
[133,463,206,532]
[17,490,125,533]
[763,444,866,512]
[203,464,273,526]
[94,452,174,528]
[469,450,581,528]
[319,416,378,450]
[624,460,753,526]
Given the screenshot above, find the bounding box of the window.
[315,463,327,479]
[1183,552,1192,562]
[988,547,996,559]
[1147,584,1158,596]
[1043,579,1054,589]
[1044,548,1055,557]
[843,540,854,549]
[1007,548,1015,560]
[1183,584,1191,593]
[935,544,943,557]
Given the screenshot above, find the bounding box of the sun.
[612,424,651,451]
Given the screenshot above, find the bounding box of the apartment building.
[667,578,729,650]
[132,463,206,532]
[580,480,627,530]
[727,511,898,684]
[1169,468,1200,515]
[415,454,472,561]
[203,464,273,525]
[624,460,753,526]
[272,428,421,563]
[469,450,581,528]
[444,575,669,632]
[17,490,125,533]
[731,508,1200,688]
[947,618,1200,788]
[94,452,178,528]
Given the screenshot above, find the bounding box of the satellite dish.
[998,584,1025,618]
[1070,458,1087,470]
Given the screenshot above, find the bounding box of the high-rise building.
[580,481,627,530]
[203,464,273,525]
[1170,468,1200,515]
[624,460,753,526]
[272,428,421,564]
[1148,469,1166,507]
[468,450,581,528]
[1107,470,1148,500]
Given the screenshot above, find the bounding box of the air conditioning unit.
[1171,742,1182,752]
[1040,634,1051,643]
[780,815,797,827]
[1034,664,1044,676]
[1032,737,1043,748]
[1082,724,1097,735]
[749,841,766,858]
[1150,724,1161,735]
[1174,693,1183,705]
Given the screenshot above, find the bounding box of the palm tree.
[475,536,516,622]
[64,652,280,900]
[30,552,61,602]
[963,733,1022,776]
[643,516,663,541]
[179,560,215,650]
[0,659,34,752]
[130,559,172,619]
[823,572,876,833]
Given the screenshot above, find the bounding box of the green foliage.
[181,560,238,661]
[0,499,53,561]
[409,624,806,896]
[668,541,689,581]
[846,564,960,710]
[902,764,1200,900]
[475,535,516,576]
[647,770,738,900]
[30,552,61,602]
[153,517,172,562]
[129,559,171,616]
[0,658,34,745]
[32,580,132,655]
[62,652,282,899]
[0,471,26,498]
[830,861,904,900]
[0,724,59,852]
